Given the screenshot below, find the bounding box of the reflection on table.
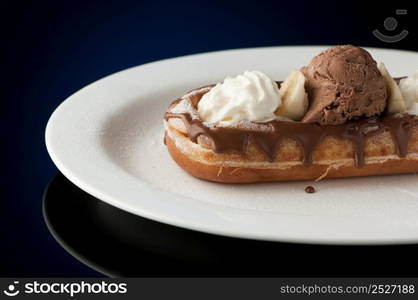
[43,173,418,277]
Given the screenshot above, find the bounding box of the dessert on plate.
[163,45,418,183]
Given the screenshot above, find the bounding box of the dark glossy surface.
[44,173,418,277]
[2,0,417,276]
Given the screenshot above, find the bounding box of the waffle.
[164,87,418,183]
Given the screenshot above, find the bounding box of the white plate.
[46,46,418,245]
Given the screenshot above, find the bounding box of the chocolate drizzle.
[164,84,417,168]
[385,116,414,157]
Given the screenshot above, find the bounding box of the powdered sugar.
[170,99,193,114]
[168,87,212,119]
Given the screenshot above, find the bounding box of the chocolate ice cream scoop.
[301,45,387,125]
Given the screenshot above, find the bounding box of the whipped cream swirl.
[197,71,281,126]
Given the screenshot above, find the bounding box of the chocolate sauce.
[305,186,316,193]
[165,82,417,168]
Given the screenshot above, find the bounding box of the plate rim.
[46,45,418,245]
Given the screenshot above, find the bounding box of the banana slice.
[378,63,406,114]
[399,71,418,110]
[275,70,308,121]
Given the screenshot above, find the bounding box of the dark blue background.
[2,0,416,277]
